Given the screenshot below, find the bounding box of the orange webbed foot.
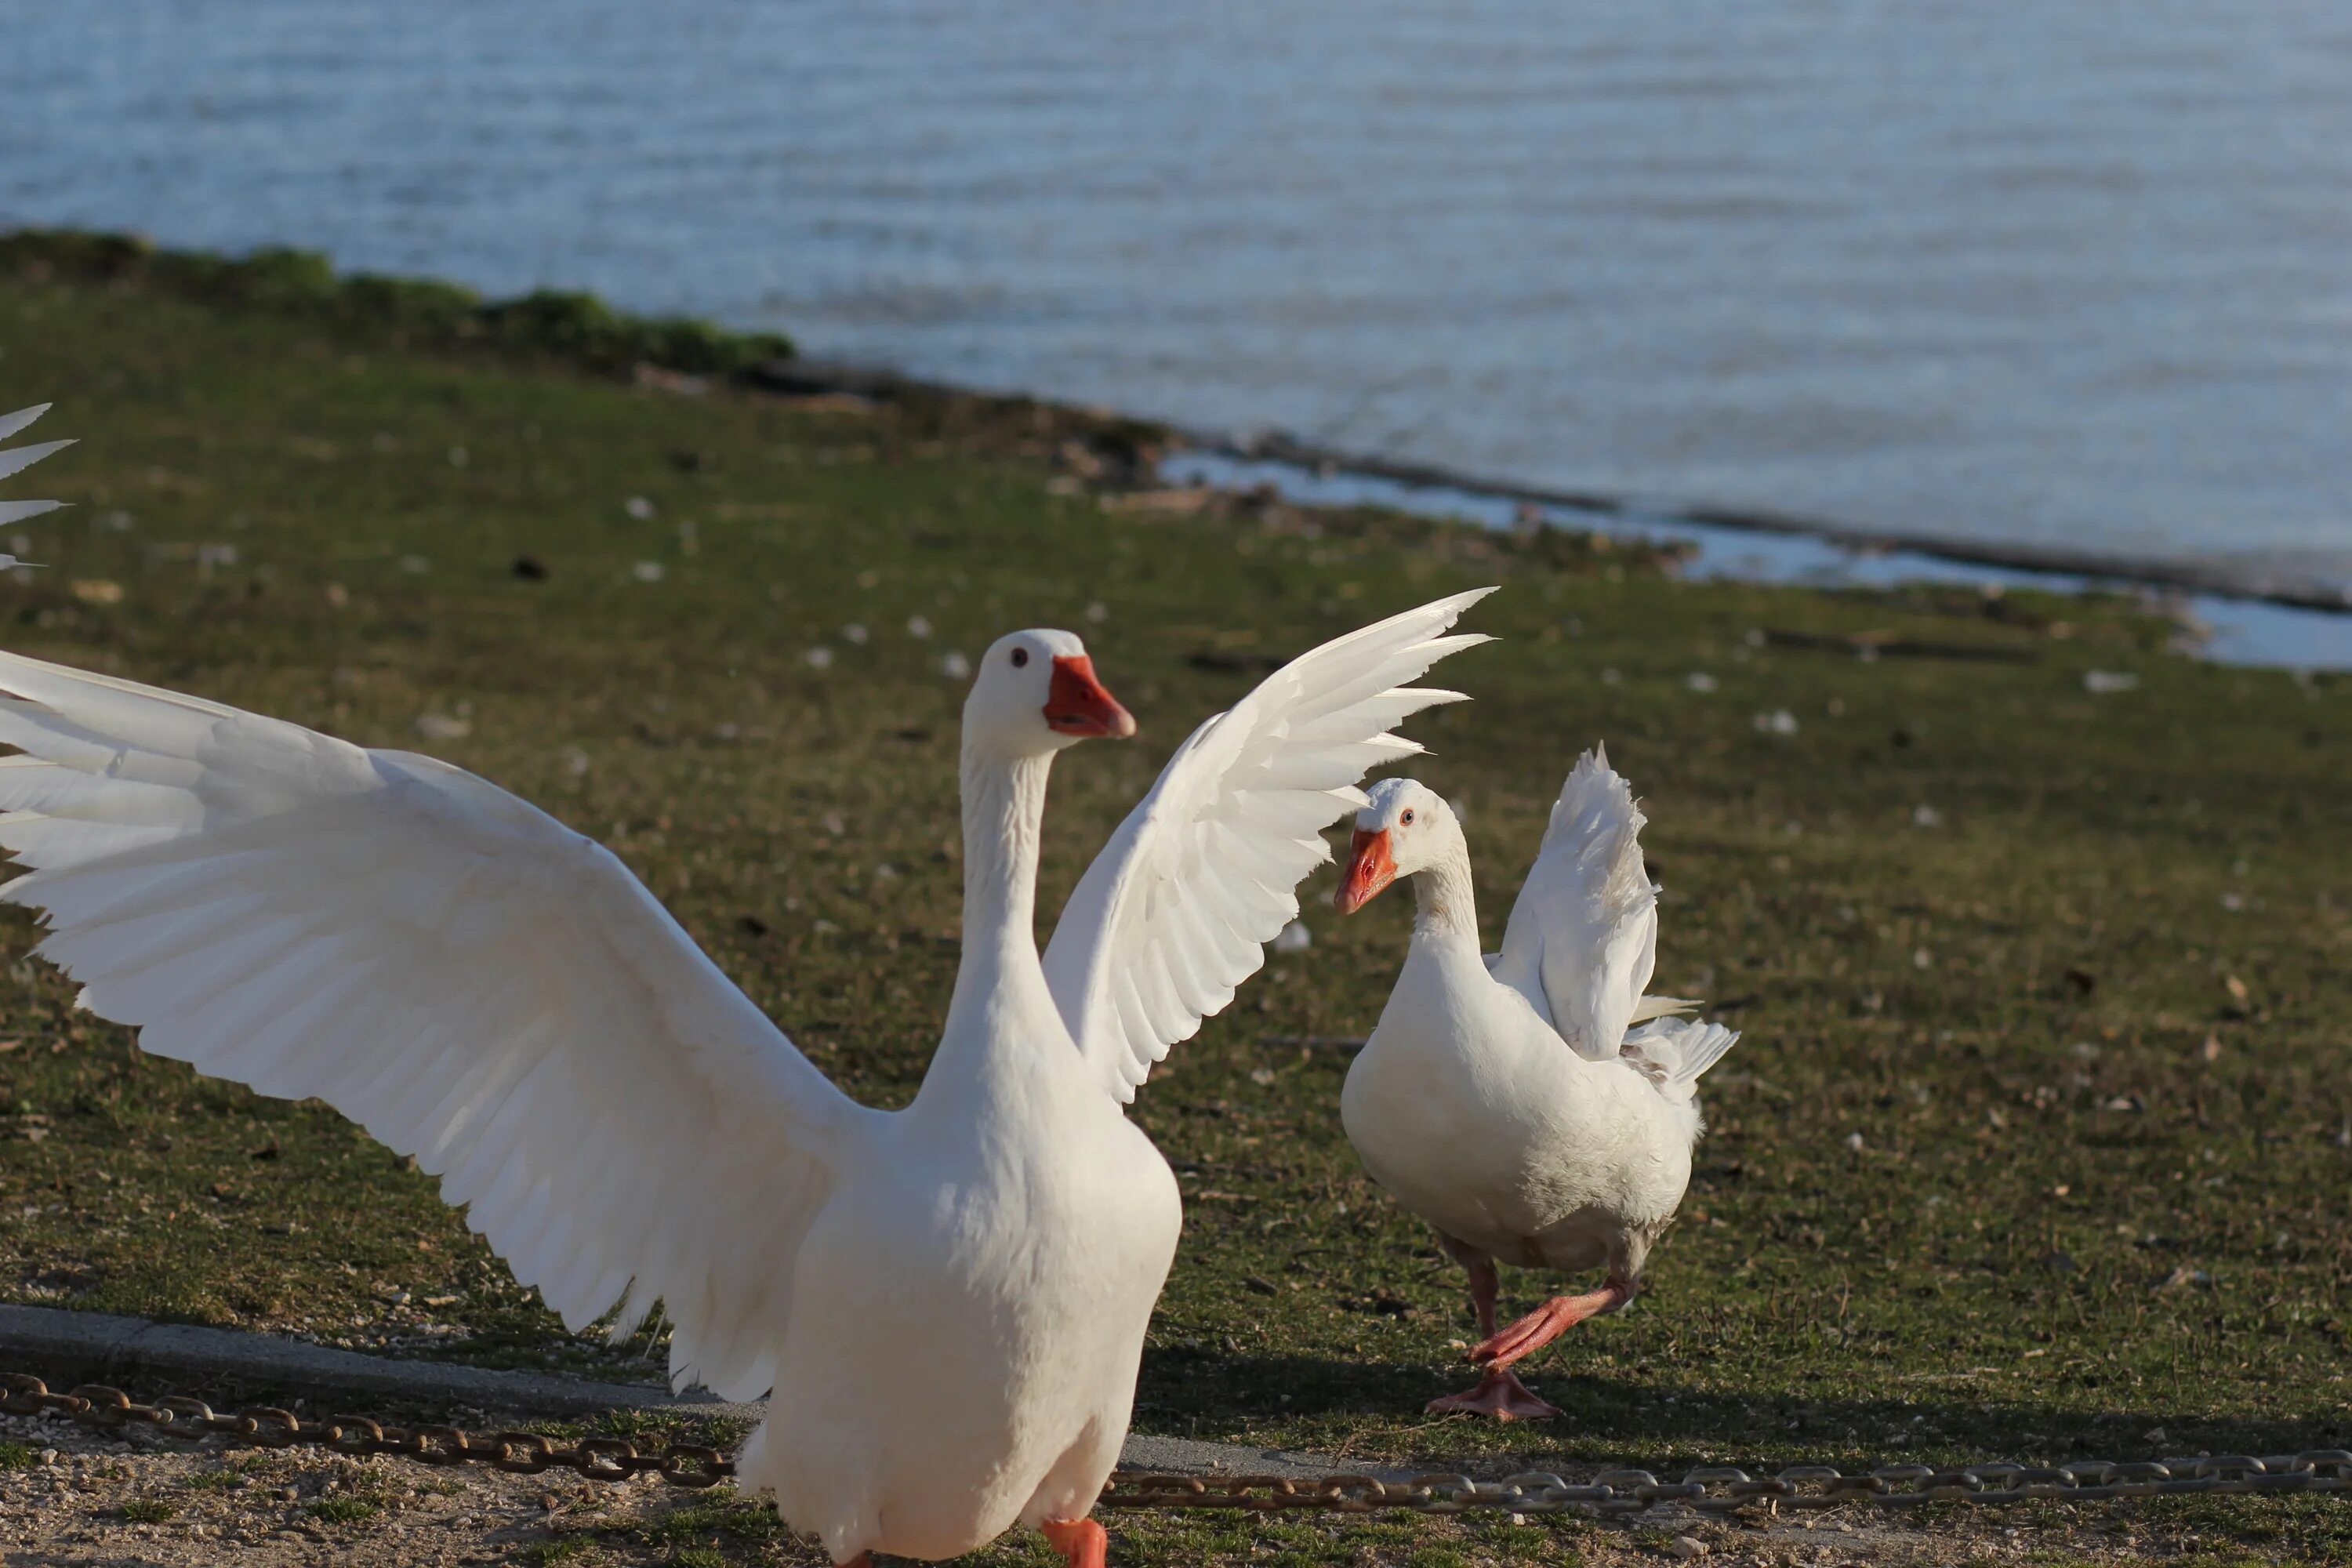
[1043,1516,1109,1568]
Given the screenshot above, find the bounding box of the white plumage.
[1044,608,1491,1102]
[0,404,71,545]
[1332,748,1740,1421]
[0,510,1491,1566]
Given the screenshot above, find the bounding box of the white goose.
[0,414,1495,1563]
[1330,750,1739,1420]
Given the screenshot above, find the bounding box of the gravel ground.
[0,1406,735,1566]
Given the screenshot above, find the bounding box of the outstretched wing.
[0,404,73,532]
[1043,589,1496,1102]
[1489,746,1664,1060]
[0,651,876,1399]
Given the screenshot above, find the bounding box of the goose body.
[753,1030,1178,1558]
[0,403,1497,1562]
[1333,751,1737,1418]
[1342,935,1693,1278]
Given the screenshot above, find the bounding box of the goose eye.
[1400,809,1415,826]
[1011,647,1029,668]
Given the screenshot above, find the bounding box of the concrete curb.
[0,1304,750,1421]
[0,1304,1404,1481]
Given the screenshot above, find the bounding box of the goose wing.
[1043,590,1495,1102]
[0,402,73,532]
[0,650,877,1399]
[1489,746,1671,1059]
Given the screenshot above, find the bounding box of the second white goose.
[1330,749,1739,1419]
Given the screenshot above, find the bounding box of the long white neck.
[1408,838,1483,952]
[908,729,1078,1122]
[953,741,1054,991]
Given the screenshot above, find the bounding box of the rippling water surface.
[5,2,2349,590]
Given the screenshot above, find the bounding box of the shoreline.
[10,226,2347,648]
[1178,428,2352,617]
[750,354,2352,669]
[765,356,2352,631]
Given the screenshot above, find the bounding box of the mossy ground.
[2,255,2349,1563]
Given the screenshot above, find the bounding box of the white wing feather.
[1489,745,1661,1060]
[1043,589,1496,1102]
[0,405,71,530]
[1621,1015,1742,1102]
[0,650,874,1399]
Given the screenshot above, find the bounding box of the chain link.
[1099,1454,2352,1515]
[2,1374,731,1489]
[9,1371,2351,1515]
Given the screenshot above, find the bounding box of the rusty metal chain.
[9,1371,2352,1515]
[1100,1454,2352,1515]
[0,1374,731,1489]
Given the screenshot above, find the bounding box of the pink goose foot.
[1425,1366,1563,1421]
[1471,1279,1633,1371]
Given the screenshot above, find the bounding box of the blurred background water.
[5,1,2349,597]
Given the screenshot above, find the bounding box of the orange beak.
[1045,655,1137,739]
[1333,827,1399,914]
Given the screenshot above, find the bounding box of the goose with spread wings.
[0,429,1490,1567]
[1330,749,1738,1420]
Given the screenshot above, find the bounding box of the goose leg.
[1472,1276,1635,1372]
[1043,1517,1109,1567]
[1437,1233,1502,1338]
[1426,1237,1561,1418]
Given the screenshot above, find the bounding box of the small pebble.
[1669,1535,1709,1559]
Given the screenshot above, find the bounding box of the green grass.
[515,1537,601,1566]
[118,1496,177,1523]
[302,1491,383,1523]
[180,1465,252,1491]
[0,228,798,382]
[2,245,2350,1563]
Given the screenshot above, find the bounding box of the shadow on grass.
[1138,1348,2352,1470]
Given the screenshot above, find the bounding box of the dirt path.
[1,1405,750,1568]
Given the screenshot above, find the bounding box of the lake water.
[5,2,2350,601]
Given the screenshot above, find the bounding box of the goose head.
[1334,777,1461,913]
[961,628,1136,758]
